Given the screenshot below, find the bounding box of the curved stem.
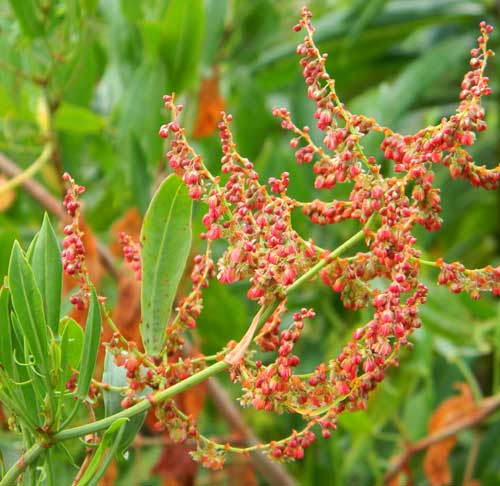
[1,215,376,484]
[286,218,372,294]
[54,361,229,442]
[0,443,46,486]
[0,142,54,197]
[418,258,439,268]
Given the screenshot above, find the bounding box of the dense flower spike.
[61,172,91,310]
[98,7,500,472]
[118,232,142,280]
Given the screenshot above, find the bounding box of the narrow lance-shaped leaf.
[162,0,205,92]
[10,312,43,427]
[77,418,128,486]
[8,242,49,374]
[9,309,50,408]
[26,232,39,262]
[103,351,146,455]
[0,284,13,376]
[59,317,84,389]
[31,213,62,334]
[7,0,44,38]
[77,287,102,401]
[140,174,192,355]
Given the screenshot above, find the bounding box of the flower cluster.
[118,231,142,280]
[142,8,500,467]
[85,6,500,472]
[166,251,216,352]
[62,172,91,310]
[437,258,500,298]
[238,308,313,414]
[161,105,319,309]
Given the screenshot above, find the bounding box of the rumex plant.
[0,6,499,484]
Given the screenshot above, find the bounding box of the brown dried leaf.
[109,208,142,258]
[386,459,412,486]
[192,72,225,139]
[107,273,143,349]
[99,458,118,486]
[226,458,258,486]
[152,443,197,486]
[423,383,478,486]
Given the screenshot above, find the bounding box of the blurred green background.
[1,0,500,484]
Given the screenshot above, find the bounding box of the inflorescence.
[65,7,500,468]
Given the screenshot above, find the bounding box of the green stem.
[1,213,376,484]
[494,303,500,394]
[0,444,46,486]
[0,142,53,197]
[452,356,483,403]
[286,220,371,294]
[54,361,229,442]
[46,449,55,486]
[57,401,81,433]
[418,258,439,268]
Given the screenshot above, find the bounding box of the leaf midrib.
[147,181,183,337]
[15,257,48,372]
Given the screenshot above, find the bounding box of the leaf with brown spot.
[192,71,225,138]
[424,383,478,486]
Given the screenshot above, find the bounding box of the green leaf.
[76,288,102,401]
[201,0,227,67]
[31,214,62,334]
[116,60,166,188]
[140,174,192,355]
[9,313,43,428]
[120,0,143,22]
[7,0,44,38]
[343,0,388,49]
[103,351,146,456]
[138,20,165,59]
[0,285,13,376]
[232,76,273,159]
[26,232,39,263]
[77,418,128,486]
[129,136,152,214]
[162,0,205,91]
[8,242,49,374]
[379,34,471,126]
[55,103,106,134]
[63,41,107,108]
[250,1,478,72]
[82,0,99,13]
[198,281,248,354]
[60,317,84,388]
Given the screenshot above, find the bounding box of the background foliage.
[0,0,499,484]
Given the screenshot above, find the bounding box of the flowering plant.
[0,6,498,485]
